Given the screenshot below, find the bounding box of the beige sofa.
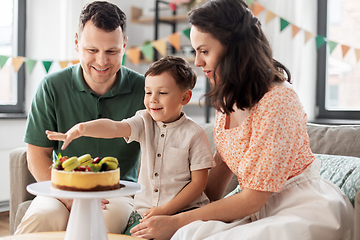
[9,123,360,238]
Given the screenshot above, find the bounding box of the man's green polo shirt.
[24,64,145,182]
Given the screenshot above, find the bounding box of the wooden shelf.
[129,2,210,123]
[130,6,188,24]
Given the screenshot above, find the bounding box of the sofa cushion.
[316,153,360,206]
[307,123,360,158]
[9,147,35,234]
[13,200,32,234]
[225,184,241,198]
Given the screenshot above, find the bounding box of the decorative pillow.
[316,153,360,206]
[225,184,241,198]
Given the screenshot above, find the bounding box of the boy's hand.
[143,206,167,220]
[46,123,85,150]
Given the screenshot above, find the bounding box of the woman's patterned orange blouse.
[214,86,315,192]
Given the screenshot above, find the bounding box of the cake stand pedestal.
[27,180,142,240]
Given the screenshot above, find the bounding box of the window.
[317,0,360,120]
[0,0,26,114]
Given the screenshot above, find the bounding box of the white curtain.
[257,0,318,120]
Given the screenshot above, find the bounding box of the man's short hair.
[79,1,126,37]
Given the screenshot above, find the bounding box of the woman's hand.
[130,215,180,240]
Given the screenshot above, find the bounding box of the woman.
[131,0,354,239]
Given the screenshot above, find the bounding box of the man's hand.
[101,199,110,210]
[58,198,73,211]
[58,198,109,211]
[46,123,85,150]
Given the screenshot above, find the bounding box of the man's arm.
[27,144,74,210]
[27,144,53,182]
[143,168,208,219]
[46,119,131,150]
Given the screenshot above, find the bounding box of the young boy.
[46,56,215,233]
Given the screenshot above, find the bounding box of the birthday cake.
[51,154,121,191]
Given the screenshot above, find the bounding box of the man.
[15,1,145,234]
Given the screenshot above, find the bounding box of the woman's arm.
[179,188,272,223]
[143,168,208,219]
[205,151,235,201]
[131,135,271,239]
[46,119,131,150]
[131,188,272,239]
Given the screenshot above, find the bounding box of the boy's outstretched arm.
[143,168,208,219]
[46,119,131,150]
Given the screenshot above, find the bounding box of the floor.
[0,211,10,237]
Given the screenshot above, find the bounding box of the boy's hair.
[78,1,126,38]
[145,56,197,90]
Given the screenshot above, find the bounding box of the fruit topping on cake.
[52,154,119,172]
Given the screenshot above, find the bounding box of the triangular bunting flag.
[59,61,69,69]
[71,60,80,65]
[355,48,360,62]
[169,3,177,12]
[168,32,181,51]
[182,28,191,40]
[291,25,300,38]
[280,18,290,31]
[341,45,351,58]
[253,3,265,16]
[245,0,254,5]
[141,43,154,62]
[304,31,314,44]
[11,57,24,73]
[315,35,326,49]
[122,54,126,66]
[329,41,338,54]
[42,61,53,73]
[0,55,9,69]
[24,59,37,73]
[127,47,141,65]
[266,11,277,24]
[152,39,167,57]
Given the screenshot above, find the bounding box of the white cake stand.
[27,180,142,240]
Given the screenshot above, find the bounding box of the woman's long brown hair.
[189,0,291,115]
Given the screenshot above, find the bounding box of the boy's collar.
[156,112,187,129]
